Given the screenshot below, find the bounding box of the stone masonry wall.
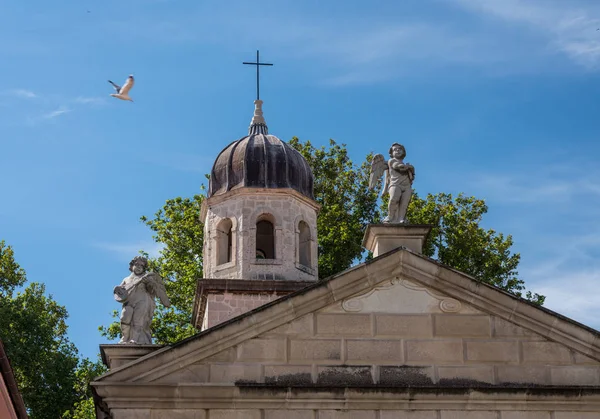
[205,292,286,329]
[110,409,600,419]
[203,190,319,282]
[160,312,600,388]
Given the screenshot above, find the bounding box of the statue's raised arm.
[369,143,415,224]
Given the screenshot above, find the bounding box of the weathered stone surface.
[317,366,373,385]
[209,410,261,419]
[159,364,209,383]
[493,317,538,338]
[346,339,403,362]
[550,366,600,385]
[209,364,262,383]
[466,341,518,362]
[316,314,371,335]
[319,410,376,419]
[238,338,286,361]
[152,410,207,419]
[497,365,549,385]
[437,366,494,384]
[290,339,341,362]
[111,410,152,419]
[375,314,432,337]
[265,411,314,419]
[522,342,573,364]
[362,224,430,255]
[554,414,600,419]
[100,344,163,370]
[203,347,237,362]
[434,315,491,337]
[500,413,550,419]
[269,314,313,335]
[380,412,437,419]
[406,340,463,363]
[441,412,497,419]
[379,366,434,386]
[574,351,600,365]
[204,292,284,329]
[264,365,313,385]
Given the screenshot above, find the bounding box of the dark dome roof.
[208,101,314,200]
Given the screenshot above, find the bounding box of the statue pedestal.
[362,224,432,257]
[100,344,164,370]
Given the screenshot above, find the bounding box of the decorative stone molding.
[342,276,462,313]
[342,277,400,312]
[398,277,462,313]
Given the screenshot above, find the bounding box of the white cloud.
[103,7,542,85]
[468,162,600,205]
[529,268,600,329]
[7,89,37,99]
[452,0,600,68]
[74,96,107,105]
[42,106,71,119]
[465,159,600,330]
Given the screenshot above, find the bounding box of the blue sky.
[2,0,600,360]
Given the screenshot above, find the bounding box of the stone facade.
[201,187,320,282]
[93,247,600,418]
[104,409,600,419]
[203,292,282,329]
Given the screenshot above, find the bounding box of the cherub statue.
[113,256,170,344]
[369,143,415,224]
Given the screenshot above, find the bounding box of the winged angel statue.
[369,143,415,224]
[113,256,171,344]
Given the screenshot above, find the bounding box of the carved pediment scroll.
[341,276,463,314]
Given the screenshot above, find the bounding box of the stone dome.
[208,100,314,200]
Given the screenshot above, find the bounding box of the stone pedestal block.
[100,344,164,370]
[362,224,432,257]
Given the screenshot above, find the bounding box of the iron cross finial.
[243,50,273,101]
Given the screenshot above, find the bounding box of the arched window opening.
[216,219,233,265]
[256,219,275,259]
[298,221,311,267]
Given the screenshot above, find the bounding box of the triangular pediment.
[93,248,600,389]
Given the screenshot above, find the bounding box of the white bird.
[108,75,134,102]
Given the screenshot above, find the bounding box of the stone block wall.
[203,189,319,282]
[204,292,284,329]
[110,408,600,418]
[162,312,600,387]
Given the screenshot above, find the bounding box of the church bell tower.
[193,55,320,330]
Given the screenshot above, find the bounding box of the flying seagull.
[108,75,134,102]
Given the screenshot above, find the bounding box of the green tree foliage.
[289,138,381,279]
[62,357,107,419]
[0,240,104,419]
[406,193,544,305]
[0,240,26,297]
[101,138,543,346]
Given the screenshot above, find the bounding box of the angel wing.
[369,153,388,190]
[119,75,135,95]
[145,272,171,307]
